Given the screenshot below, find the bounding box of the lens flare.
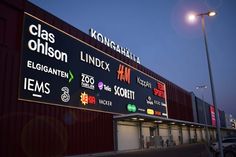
[187,13,197,24]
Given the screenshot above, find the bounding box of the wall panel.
[0,1,114,156]
[1,0,197,156]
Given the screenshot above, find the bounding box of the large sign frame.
[18,12,168,118]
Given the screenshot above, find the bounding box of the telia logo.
[98,81,112,92]
[98,81,104,90]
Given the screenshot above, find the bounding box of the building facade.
[0,1,236,157]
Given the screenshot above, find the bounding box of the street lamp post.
[196,85,210,145]
[188,11,224,157]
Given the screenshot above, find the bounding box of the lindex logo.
[127,104,137,112]
[117,64,131,84]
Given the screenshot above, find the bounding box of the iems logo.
[117,64,131,84]
[81,73,95,90]
[80,92,96,106]
[24,77,50,98]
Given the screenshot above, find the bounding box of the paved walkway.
[66,143,213,157]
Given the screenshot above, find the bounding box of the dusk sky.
[29,0,236,118]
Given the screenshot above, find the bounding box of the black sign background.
[19,13,168,118]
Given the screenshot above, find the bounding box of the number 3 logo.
[61,87,70,102]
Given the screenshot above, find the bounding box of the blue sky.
[29,0,236,118]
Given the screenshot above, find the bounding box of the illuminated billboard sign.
[232,122,236,129]
[19,13,168,118]
[210,106,216,126]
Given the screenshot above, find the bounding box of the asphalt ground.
[69,143,213,157]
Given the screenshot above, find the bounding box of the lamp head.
[208,11,216,17]
[187,11,217,24]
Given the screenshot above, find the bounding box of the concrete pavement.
[67,143,213,157]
